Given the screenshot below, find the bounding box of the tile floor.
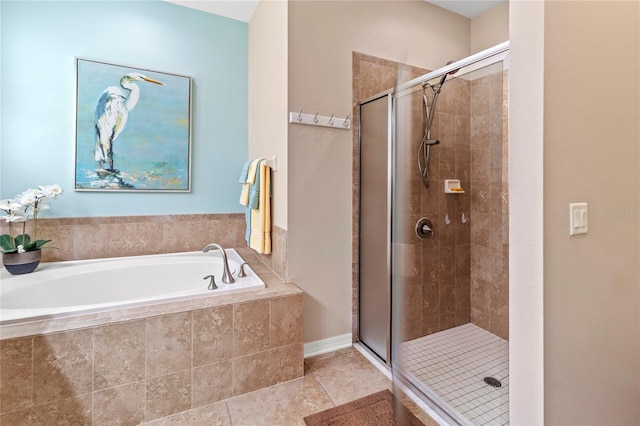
[140,346,439,426]
[398,323,509,425]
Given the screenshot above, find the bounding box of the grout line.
[398,323,509,424]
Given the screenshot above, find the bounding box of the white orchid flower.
[40,184,63,198]
[2,211,27,223]
[0,199,22,212]
[18,191,37,206]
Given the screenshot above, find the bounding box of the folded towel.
[239,158,262,206]
[238,159,252,183]
[249,162,272,254]
[245,159,263,242]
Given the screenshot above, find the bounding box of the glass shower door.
[391,50,510,426]
[358,93,393,364]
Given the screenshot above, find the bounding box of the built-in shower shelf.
[444,179,465,193]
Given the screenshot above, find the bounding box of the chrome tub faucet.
[202,243,235,284]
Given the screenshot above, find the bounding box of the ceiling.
[164,0,259,22]
[425,0,504,19]
[165,0,504,23]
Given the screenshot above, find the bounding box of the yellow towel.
[239,159,261,206]
[249,163,271,254]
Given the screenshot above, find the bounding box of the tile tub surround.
[0,214,290,284]
[0,248,304,424]
[0,213,247,264]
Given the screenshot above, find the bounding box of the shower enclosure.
[357,42,509,425]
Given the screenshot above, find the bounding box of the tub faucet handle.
[203,275,217,290]
[238,262,248,278]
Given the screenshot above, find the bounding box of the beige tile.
[454,244,470,277]
[233,350,273,395]
[304,346,356,369]
[471,245,493,282]
[33,329,93,406]
[0,337,33,413]
[145,370,192,421]
[270,295,303,348]
[0,394,92,425]
[455,148,471,181]
[145,312,191,378]
[233,343,303,396]
[455,275,471,311]
[471,148,491,182]
[306,349,391,405]
[192,360,233,407]
[439,280,455,316]
[226,375,334,426]
[439,246,456,281]
[192,305,233,367]
[422,280,440,318]
[141,401,231,426]
[92,381,145,426]
[403,284,422,323]
[233,299,270,356]
[471,213,490,247]
[94,319,145,390]
[271,343,304,385]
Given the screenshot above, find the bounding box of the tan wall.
[470,1,509,54]
[543,1,640,424]
[248,0,288,229]
[287,1,470,343]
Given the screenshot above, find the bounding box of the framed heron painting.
[75,58,192,192]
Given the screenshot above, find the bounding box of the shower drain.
[483,377,502,388]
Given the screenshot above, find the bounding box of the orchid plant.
[0,185,63,254]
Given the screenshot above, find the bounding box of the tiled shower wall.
[1,214,288,281]
[395,75,473,342]
[469,70,509,340]
[353,53,508,343]
[352,52,430,342]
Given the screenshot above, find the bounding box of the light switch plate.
[569,202,588,235]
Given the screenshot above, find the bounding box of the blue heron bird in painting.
[94,73,164,172]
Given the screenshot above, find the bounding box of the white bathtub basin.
[0,249,264,324]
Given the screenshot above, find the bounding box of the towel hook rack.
[288,108,351,130]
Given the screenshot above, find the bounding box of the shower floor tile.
[399,323,509,425]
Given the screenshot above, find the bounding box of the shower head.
[438,60,460,86]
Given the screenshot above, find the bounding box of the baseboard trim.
[303,333,353,358]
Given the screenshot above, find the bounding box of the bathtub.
[0,249,264,324]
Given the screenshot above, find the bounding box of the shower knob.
[415,218,434,240]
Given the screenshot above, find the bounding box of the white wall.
[248,0,288,229]
[509,1,545,423]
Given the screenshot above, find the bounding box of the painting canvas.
[75,58,192,191]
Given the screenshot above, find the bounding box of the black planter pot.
[2,249,42,275]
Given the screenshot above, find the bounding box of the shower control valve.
[415,218,434,240]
